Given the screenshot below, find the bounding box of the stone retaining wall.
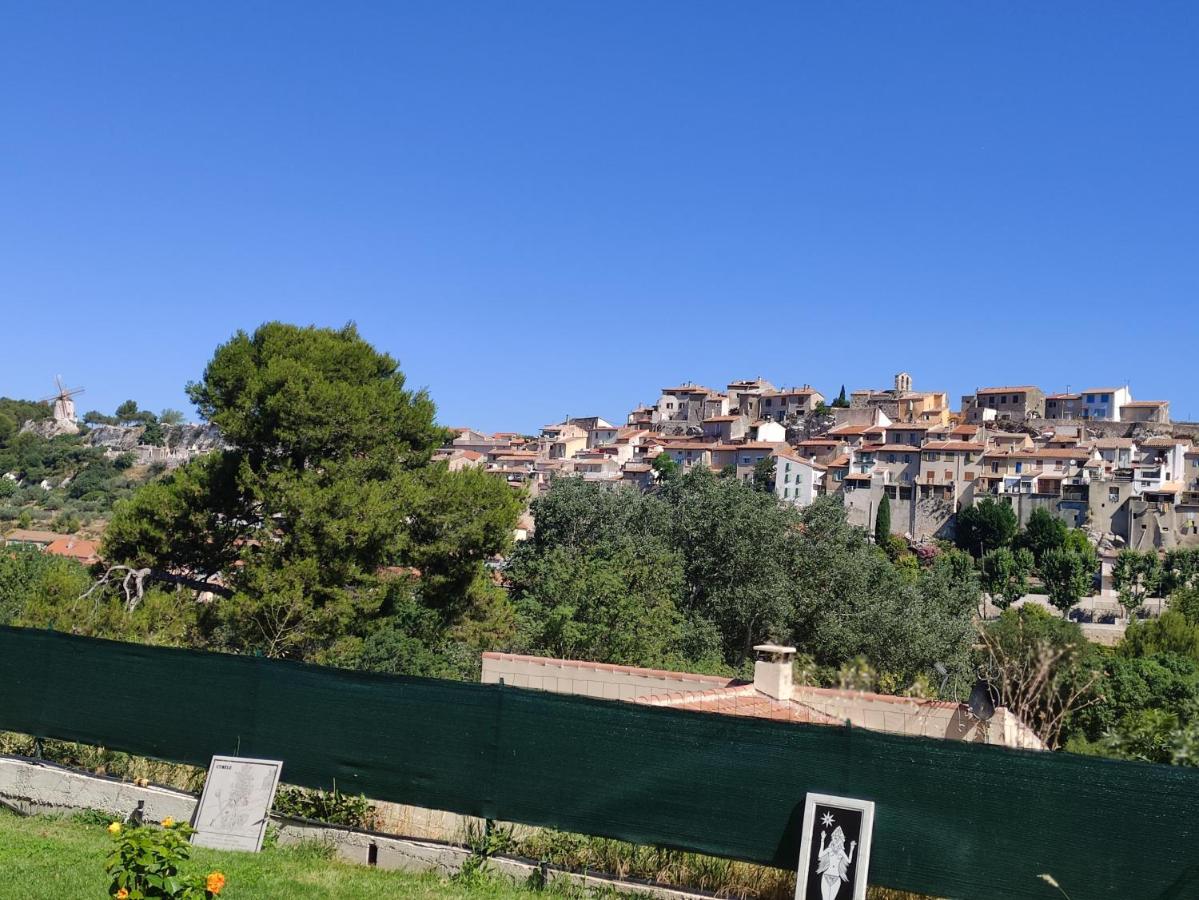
[0,755,712,900]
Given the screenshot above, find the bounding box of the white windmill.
[40,375,86,427]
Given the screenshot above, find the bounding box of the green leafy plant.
[455,820,515,887]
[105,819,226,899]
[71,807,118,827]
[272,784,377,829]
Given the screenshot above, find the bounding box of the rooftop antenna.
[934,661,949,696]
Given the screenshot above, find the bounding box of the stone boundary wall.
[0,755,713,900]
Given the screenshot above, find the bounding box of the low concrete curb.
[0,755,713,900]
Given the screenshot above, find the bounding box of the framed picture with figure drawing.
[794,793,875,900]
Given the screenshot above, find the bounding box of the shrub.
[272,784,377,829]
[106,819,226,898]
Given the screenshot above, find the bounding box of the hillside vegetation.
[0,404,142,537]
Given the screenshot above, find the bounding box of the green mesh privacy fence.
[1,625,1197,899]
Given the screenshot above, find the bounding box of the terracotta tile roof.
[1093,438,1135,449]
[975,386,1041,395]
[764,387,820,398]
[44,537,100,562]
[715,441,788,451]
[1032,448,1094,459]
[1046,393,1081,400]
[922,441,985,452]
[844,473,873,482]
[985,448,1090,460]
[703,416,742,423]
[1123,400,1168,408]
[775,451,826,469]
[1142,436,1190,447]
[873,444,922,453]
[826,455,851,468]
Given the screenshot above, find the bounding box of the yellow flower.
[115,890,129,900]
[107,822,122,835]
[206,871,226,895]
[162,817,175,828]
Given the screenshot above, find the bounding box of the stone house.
[1120,400,1170,424]
[657,385,714,424]
[701,415,748,443]
[759,386,824,422]
[541,423,589,460]
[587,425,620,448]
[726,378,776,419]
[873,444,921,488]
[1044,393,1082,420]
[963,386,1045,423]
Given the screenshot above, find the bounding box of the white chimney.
[753,643,796,701]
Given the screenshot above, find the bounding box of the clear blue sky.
[3,3,1197,431]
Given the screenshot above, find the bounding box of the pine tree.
[875,493,891,545]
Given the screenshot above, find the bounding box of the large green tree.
[955,497,1018,557]
[1113,549,1163,621]
[979,606,1104,748]
[103,322,520,659]
[980,546,1033,612]
[1119,611,1199,662]
[1039,547,1094,613]
[510,477,979,684]
[1018,507,1067,564]
[874,493,891,546]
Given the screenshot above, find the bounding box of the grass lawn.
[0,807,556,900]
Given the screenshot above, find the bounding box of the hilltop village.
[440,374,1193,555]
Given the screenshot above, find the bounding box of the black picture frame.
[794,792,875,900]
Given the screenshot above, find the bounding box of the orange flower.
[115,890,129,899]
[206,871,226,894]
[107,822,122,836]
[161,817,175,828]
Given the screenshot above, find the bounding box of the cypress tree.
[875,493,891,546]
